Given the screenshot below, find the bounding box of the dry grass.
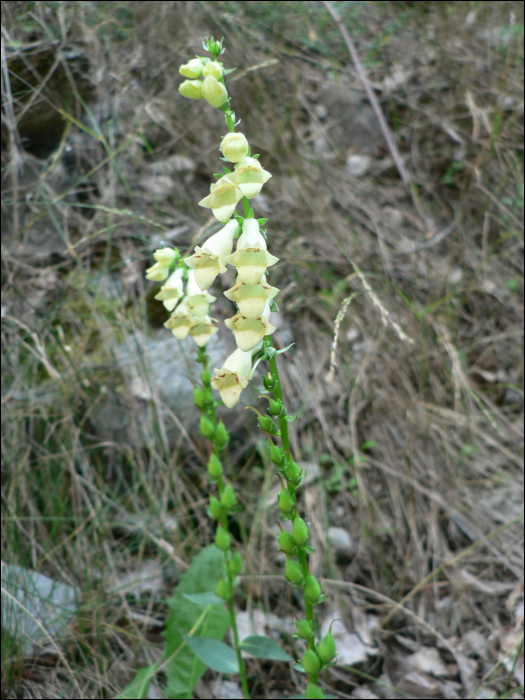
[1,1,523,698]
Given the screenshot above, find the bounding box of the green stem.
[228,567,250,699]
[267,350,290,453]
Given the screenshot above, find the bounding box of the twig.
[322,0,411,185]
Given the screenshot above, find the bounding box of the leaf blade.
[184,636,239,674]
[239,634,293,661]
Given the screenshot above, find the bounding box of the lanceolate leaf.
[184,636,239,674]
[239,635,293,661]
[163,545,229,699]
[114,662,160,699]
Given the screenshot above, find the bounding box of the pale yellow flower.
[178,80,203,100]
[184,220,239,290]
[230,156,271,199]
[184,270,216,319]
[198,175,243,223]
[179,58,205,79]
[224,302,276,351]
[223,275,279,319]
[224,219,278,285]
[220,132,249,163]
[154,268,185,311]
[211,348,253,408]
[201,75,228,108]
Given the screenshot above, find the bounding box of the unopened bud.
[269,399,282,416]
[215,525,231,551]
[259,415,279,435]
[295,618,313,640]
[306,681,324,699]
[202,75,228,108]
[202,369,211,384]
[302,648,321,675]
[193,387,205,408]
[215,421,229,448]
[221,483,237,508]
[203,61,224,80]
[292,516,309,547]
[270,444,285,466]
[216,577,229,599]
[208,454,223,480]
[284,558,303,585]
[304,574,322,604]
[209,496,224,520]
[179,79,203,100]
[228,550,243,575]
[285,460,301,482]
[317,627,336,664]
[200,415,215,438]
[179,58,205,79]
[220,132,249,163]
[278,486,295,515]
[278,528,296,554]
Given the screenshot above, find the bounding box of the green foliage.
[163,545,230,699]
[239,635,293,661]
[184,636,239,674]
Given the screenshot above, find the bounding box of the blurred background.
[1,2,523,698]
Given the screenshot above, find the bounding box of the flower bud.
[284,558,303,585]
[270,444,285,466]
[202,61,224,80]
[278,486,295,516]
[295,618,313,640]
[207,453,223,480]
[263,373,276,390]
[193,387,205,408]
[209,496,224,521]
[215,525,231,551]
[202,369,211,384]
[278,528,296,555]
[199,415,215,439]
[317,628,336,664]
[179,79,204,100]
[202,75,228,108]
[285,460,301,482]
[306,681,324,699]
[220,132,249,163]
[221,483,237,509]
[179,58,205,79]
[269,399,282,416]
[304,574,322,604]
[228,550,243,575]
[258,415,279,435]
[214,421,230,448]
[216,577,229,599]
[292,516,309,547]
[302,648,321,675]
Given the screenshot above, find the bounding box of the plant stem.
[267,350,289,453]
[228,567,250,699]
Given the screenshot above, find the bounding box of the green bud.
[207,453,223,480]
[220,132,249,163]
[304,574,322,604]
[306,681,324,699]
[269,399,282,416]
[202,369,211,384]
[284,558,303,585]
[193,387,205,408]
[317,628,336,664]
[278,528,296,554]
[200,415,215,438]
[292,516,309,547]
[209,496,224,520]
[215,421,229,448]
[202,75,228,108]
[215,525,231,551]
[202,61,224,80]
[278,486,295,515]
[216,577,229,599]
[270,444,285,466]
[258,415,279,434]
[178,79,203,100]
[221,483,237,509]
[302,648,321,675]
[285,460,301,482]
[296,618,314,639]
[228,550,243,575]
[262,373,276,390]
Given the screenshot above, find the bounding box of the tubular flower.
[201,75,228,108]
[184,219,239,291]
[224,219,279,285]
[164,301,193,340]
[178,80,203,100]
[188,315,218,347]
[224,301,276,352]
[220,132,249,163]
[154,268,185,311]
[202,61,224,80]
[230,156,272,198]
[184,269,216,319]
[211,348,254,408]
[224,275,279,319]
[145,248,178,281]
[179,58,205,79]
[199,175,243,223]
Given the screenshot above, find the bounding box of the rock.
[327,526,354,554]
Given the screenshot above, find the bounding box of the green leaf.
[183,592,225,607]
[114,662,160,699]
[163,545,230,699]
[184,637,239,674]
[239,635,293,661]
[275,343,295,355]
[257,218,268,226]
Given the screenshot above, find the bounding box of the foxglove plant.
[146,37,336,700]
